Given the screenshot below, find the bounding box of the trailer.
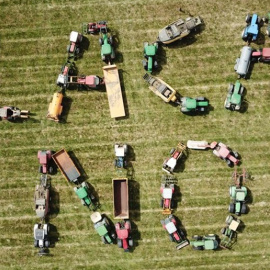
[103,65,125,118]
[112,178,129,219]
[47,92,63,122]
[52,149,81,183]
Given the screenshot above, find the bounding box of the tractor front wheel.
[229,203,235,213]
[129,239,134,247]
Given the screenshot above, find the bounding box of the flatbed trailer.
[52,149,80,183]
[112,178,129,219]
[103,64,125,118]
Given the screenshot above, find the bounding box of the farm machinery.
[160,175,177,214]
[187,140,240,167]
[37,150,54,174]
[99,32,115,63]
[73,182,97,210]
[234,46,252,79]
[47,92,63,122]
[224,80,245,111]
[143,42,159,73]
[252,48,270,63]
[0,106,29,121]
[67,31,83,59]
[157,16,203,44]
[264,12,270,36]
[56,60,76,89]
[220,215,241,249]
[91,212,116,244]
[229,168,248,216]
[34,174,50,220]
[180,97,209,113]
[190,234,219,250]
[82,21,107,35]
[33,223,50,255]
[115,220,133,252]
[160,215,189,250]
[162,142,186,174]
[114,144,128,169]
[242,14,261,43]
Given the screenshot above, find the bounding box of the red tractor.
[37,150,54,174]
[115,220,133,252]
[82,21,107,34]
[252,48,270,63]
[160,175,176,214]
[69,75,104,89]
[67,31,83,58]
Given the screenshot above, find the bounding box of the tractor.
[162,142,186,174]
[242,14,261,43]
[33,223,50,255]
[160,215,189,250]
[265,12,270,36]
[220,215,241,249]
[160,175,177,214]
[37,150,54,174]
[114,144,128,169]
[99,32,115,63]
[190,234,219,250]
[67,31,83,59]
[115,220,133,252]
[73,182,97,210]
[143,42,158,73]
[82,21,107,34]
[229,168,248,216]
[56,60,76,89]
[224,80,245,111]
[91,212,116,244]
[34,174,50,220]
[252,48,270,63]
[180,97,209,113]
[0,106,29,121]
[68,75,104,89]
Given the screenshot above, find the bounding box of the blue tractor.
[242,14,261,43]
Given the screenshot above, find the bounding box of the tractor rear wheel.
[168,234,174,242]
[245,14,251,23]
[45,240,50,248]
[34,240,39,247]
[192,235,202,241]
[229,203,235,213]
[99,38,104,45]
[241,203,247,214]
[101,236,107,244]
[228,84,234,94]
[160,199,164,208]
[220,228,226,235]
[117,239,123,248]
[39,166,43,174]
[233,151,239,158]
[128,239,134,247]
[239,86,244,95]
[170,200,175,208]
[170,148,176,155]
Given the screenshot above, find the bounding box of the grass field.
[1,0,270,269]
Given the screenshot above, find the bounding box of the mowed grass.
[1,0,270,269]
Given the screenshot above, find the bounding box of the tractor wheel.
[48,166,54,174]
[226,159,233,167]
[267,29,270,37]
[101,236,107,244]
[257,16,261,25]
[34,240,39,247]
[192,235,202,241]
[39,165,43,174]
[196,97,205,101]
[233,151,239,158]
[170,148,176,155]
[109,36,113,45]
[241,30,247,41]
[228,84,234,94]
[245,14,251,23]
[90,194,95,200]
[225,215,233,225]
[220,228,226,235]
[241,203,247,214]
[99,38,103,45]
[111,232,117,239]
[45,240,50,248]
[117,239,123,248]
[170,200,175,208]
[125,220,131,230]
[193,245,203,250]
[239,86,244,95]
[168,234,174,242]
[160,199,164,208]
[229,203,235,213]
[129,239,134,247]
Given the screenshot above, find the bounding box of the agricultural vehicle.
[68,75,104,89]
[47,92,63,122]
[56,60,76,89]
[220,215,241,249]
[162,142,186,174]
[187,141,240,167]
[234,46,252,79]
[160,175,177,214]
[143,73,180,104]
[229,168,248,216]
[115,220,133,252]
[143,42,158,73]
[264,12,270,36]
[252,48,270,63]
[224,80,245,111]
[73,181,97,210]
[67,31,83,58]
[160,215,189,250]
[114,144,128,169]
[91,212,116,244]
[82,21,107,34]
[157,16,203,44]
[33,223,50,255]
[190,234,219,250]
[37,150,54,174]
[0,106,29,121]
[34,174,50,219]
[180,97,209,113]
[242,14,261,43]
[99,33,115,63]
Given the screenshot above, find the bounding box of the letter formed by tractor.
[220,215,241,249]
[229,168,249,216]
[33,223,50,256]
[114,144,128,169]
[91,212,116,244]
[37,150,54,174]
[160,215,189,250]
[143,42,158,73]
[242,14,262,43]
[190,234,219,250]
[73,182,98,211]
[224,80,245,111]
[162,142,186,174]
[34,174,50,220]
[67,31,83,59]
[82,21,107,35]
[160,175,177,214]
[180,96,209,113]
[0,106,29,121]
[115,220,133,252]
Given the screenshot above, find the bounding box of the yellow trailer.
[47,92,63,122]
[103,64,125,118]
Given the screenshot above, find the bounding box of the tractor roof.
[165,158,177,170]
[231,92,241,105]
[35,229,45,240]
[204,239,215,250]
[102,43,112,55]
[236,190,246,201]
[262,48,270,58]
[70,31,79,42]
[115,145,125,157]
[165,222,177,234]
[116,228,129,239]
[162,188,173,199]
[185,98,197,109]
[145,45,157,56]
[75,187,88,199]
[96,225,108,236]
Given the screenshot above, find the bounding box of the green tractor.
[143,42,158,73]
[73,182,97,211]
[190,234,219,250]
[180,97,209,113]
[91,212,116,244]
[224,80,244,111]
[99,33,115,63]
